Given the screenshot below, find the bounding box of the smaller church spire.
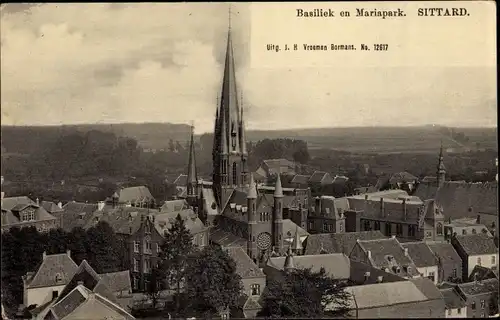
[292,226,303,253]
[247,173,257,199]
[284,246,295,273]
[274,174,283,198]
[437,141,446,188]
[186,123,198,197]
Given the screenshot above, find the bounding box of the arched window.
[436,223,443,236]
[232,163,237,185]
[260,213,263,221]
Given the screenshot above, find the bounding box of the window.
[426,231,432,238]
[492,255,496,265]
[447,309,451,316]
[374,221,380,231]
[396,223,403,236]
[462,229,467,235]
[477,257,482,266]
[480,312,485,318]
[55,273,63,283]
[134,241,140,253]
[385,223,391,236]
[408,224,416,237]
[251,284,261,296]
[308,221,314,230]
[363,220,371,231]
[232,163,237,185]
[323,223,328,232]
[260,213,263,221]
[144,241,152,254]
[472,228,477,235]
[22,208,35,222]
[339,223,343,232]
[457,308,461,314]
[144,223,151,234]
[156,243,161,253]
[200,234,205,246]
[481,299,485,309]
[452,268,457,278]
[133,276,139,290]
[134,259,139,272]
[472,301,476,310]
[52,291,59,299]
[428,271,435,282]
[144,259,151,273]
[436,223,443,236]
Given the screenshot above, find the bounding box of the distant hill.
[1,123,497,155]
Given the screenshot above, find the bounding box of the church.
[180,27,310,265]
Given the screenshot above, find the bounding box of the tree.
[85,221,123,273]
[259,267,351,318]
[184,245,243,317]
[146,267,163,309]
[45,228,69,255]
[159,214,195,312]
[67,227,89,265]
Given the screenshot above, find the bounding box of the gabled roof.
[1,203,57,227]
[440,288,467,309]
[426,242,462,265]
[98,270,132,294]
[267,253,350,280]
[226,247,265,278]
[354,238,420,277]
[114,186,154,204]
[161,199,189,213]
[83,206,151,235]
[409,277,443,300]
[209,228,247,248]
[344,281,428,309]
[290,174,310,185]
[414,181,497,219]
[154,208,206,236]
[469,265,498,282]
[457,278,499,296]
[388,172,418,185]
[25,252,78,289]
[40,201,63,214]
[401,242,437,268]
[454,233,498,256]
[309,171,333,184]
[1,196,35,211]
[60,202,98,232]
[303,231,387,255]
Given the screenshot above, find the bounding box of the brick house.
[451,234,498,280]
[427,242,463,283]
[1,196,58,233]
[349,237,421,279]
[455,278,499,318]
[307,196,348,235]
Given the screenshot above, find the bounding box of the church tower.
[437,143,446,188]
[247,173,258,262]
[212,23,248,207]
[273,174,284,254]
[186,124,198,209]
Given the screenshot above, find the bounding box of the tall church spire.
[437,141,446,188]
[186,124,198,198]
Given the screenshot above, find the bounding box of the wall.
[26,284,66,307]
[356,299,445,318]
[417,265,439,285]
[445,306,467,318]
[439,261,463,283]
[464,292,496,318]
[468,254,498,278]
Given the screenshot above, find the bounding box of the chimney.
[367,250,372,259]
[77,281,84,286]
[476,215,481,224]
[315,197,321,215]
[404,247,409,256]
[66,249,71,258]
[42,251,47,260]
[364,271,371,282]
[377,276,383,283]
[402,198,407,220]
[57,201,63,209]
[364,194,369,201]
[380,197,385,216]
[98,201,105,211]
[391,235,396,239]
[36,198,40,206]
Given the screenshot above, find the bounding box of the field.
[1,124,497,155]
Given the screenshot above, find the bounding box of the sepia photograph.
[0,2,497,319]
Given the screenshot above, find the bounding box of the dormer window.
[55,273,63,283]
[22,208,36,222]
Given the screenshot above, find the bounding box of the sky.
[1,2,497,133]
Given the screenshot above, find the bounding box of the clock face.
[257,232,272,250]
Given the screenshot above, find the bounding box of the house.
[254,159,297,182]
[444,217,493,241]
[40,260,134,320]
[22,251,78,308]
[349,236,421,279]
[451,234,498,280]
[346,191,446,242]
[226,247,266,318]
[327,278,445,318]
[401,242,439,284]
[1,196,58,233]
[107,186,155,208]
[307,196,349,234]
[440,287,467,318]
[265,252,351,281]
[40,201,63,216]
[302,230,387,255]
[469,265,498,282]
[455,278,499,318]
[348,260,407,285]
[59,201,99,232]
[427,242,463,283]
[309,171,334,186]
